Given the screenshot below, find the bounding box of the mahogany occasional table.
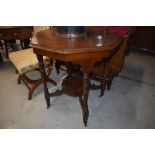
[30,28,122,126]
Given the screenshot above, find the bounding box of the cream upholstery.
[9,48,49,74]
[9,26,51,74]
[34,26,51,32]
[8,26,56,100]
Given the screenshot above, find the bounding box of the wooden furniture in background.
[0,40,3,49]
[0,26,33,58]
[8,27,56,100]
[55,26,135,73]
[133,26,155,54]
[31,28,122,126]
[90,27,134,96]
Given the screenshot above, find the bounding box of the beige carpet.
[0,49,155,128]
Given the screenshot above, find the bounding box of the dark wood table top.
[31,28,122,57]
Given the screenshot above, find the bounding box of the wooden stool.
[9,48,57,100]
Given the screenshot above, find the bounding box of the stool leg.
[18,75,22,84]
[20,72,56,100]
[28,79,42,100]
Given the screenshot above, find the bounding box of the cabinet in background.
[133,26,155,54]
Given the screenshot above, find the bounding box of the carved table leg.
[55,60,61,74]
[100,61,108,97]
[80,73,89,127]
[37,54,50,108]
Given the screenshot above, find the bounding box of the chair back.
[106,39,127,77]
[91,39,126,78]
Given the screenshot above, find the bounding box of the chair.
[90,27,135,96]
[9,26,56,100]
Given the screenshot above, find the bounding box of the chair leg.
[106,76,114,91]
[99,61,108,97]
[99,78,106,97]
[55,60,69,74]
[20,39,24,49]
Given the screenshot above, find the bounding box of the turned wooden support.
[82,73,89,126]
[31,27,123,127]
[37,55,51,108]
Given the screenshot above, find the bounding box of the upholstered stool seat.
[9,48,56,100]
[9,48,49,74]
